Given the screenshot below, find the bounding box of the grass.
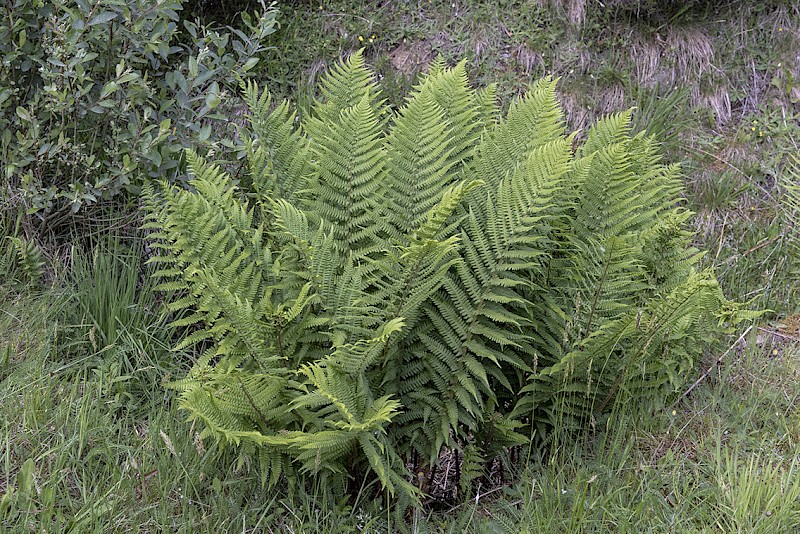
[2,273,799,531]
[418,329,800,532]
[2,0,800,530]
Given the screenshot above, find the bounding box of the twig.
[757,326,800,343]
[443,484,507,514]
[671,325,753,408]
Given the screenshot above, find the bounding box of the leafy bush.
[143,52,755,503]
[0,0,276,222]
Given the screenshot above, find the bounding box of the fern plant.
[2,236,46,287]
[143,51,755,503]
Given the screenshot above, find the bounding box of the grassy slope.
[2,1,800,531]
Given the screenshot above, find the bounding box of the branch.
[671,325,753,409]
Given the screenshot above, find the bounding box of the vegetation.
[1,0,275,230]
[1,0,798,531]
[142,52,755,505]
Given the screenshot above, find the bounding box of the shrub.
[0,0,276,224]
[143,52,756,503]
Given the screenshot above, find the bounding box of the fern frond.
[385,87,460,236]
[6,236,45,285]
[417,59,482,166]
[312,49,383,123]
[471,78,564,194]
[304,94,390,257]
[578,109,633,156]
[241,80,311,201]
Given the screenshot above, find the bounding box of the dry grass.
[566,0,586,26]
[559,91,592,132]
[548,3,797,128]
[666,25,715,83]
[629,35,662,86]
[513,43,544,75]
[389,40,436,77]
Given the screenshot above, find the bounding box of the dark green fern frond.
[565,234,646,343]
[640,211,705,295]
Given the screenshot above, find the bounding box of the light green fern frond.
[578,109,634,156]
[304,94,390,257]
[416,59,482,167]
[241,80,311,201]
[385,85,460,236]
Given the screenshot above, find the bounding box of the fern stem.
[582,243,614,342]
[238,376,269,424]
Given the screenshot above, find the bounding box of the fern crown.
[143,51,755,501]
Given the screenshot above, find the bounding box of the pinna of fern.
[142,50,757,503]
